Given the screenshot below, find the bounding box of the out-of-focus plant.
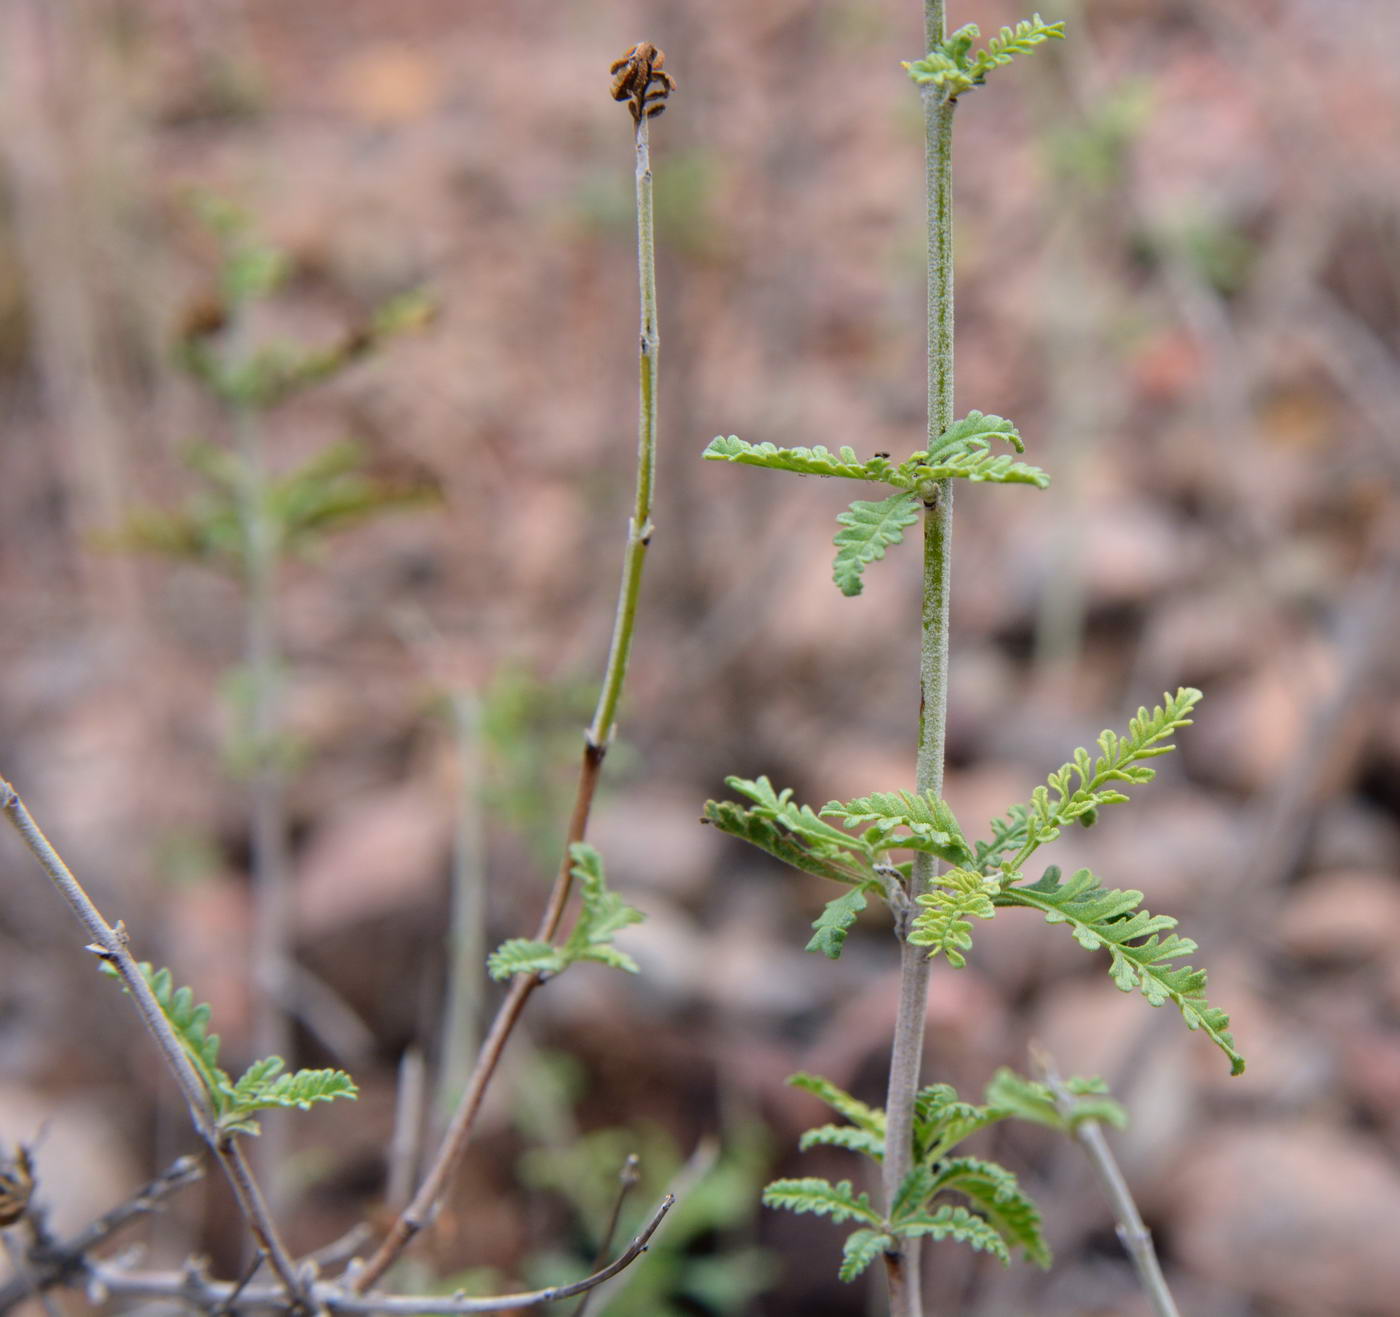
[701,9,1241,1316]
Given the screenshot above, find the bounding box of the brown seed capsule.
[610,42,675,124]
[0,1146,34,1227]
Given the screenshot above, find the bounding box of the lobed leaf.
[832,491,921,597]
[824,790,974,866]
[762,1177,882,1226]
[798,1123,886,1160]
[929,1156,1050,1268]
[806,887,871,960]
[702,435,897,483]
[905,15,1066,101]
[996,866,1244,1074]
[983,1066,1128,1133]
[839,1227,894,1282]
[979,688,1202,872]
[893,1204,1011,1265]
[788,1072,886,1138]
[908,867,1000,968]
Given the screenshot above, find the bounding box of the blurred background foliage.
[2,1,1400,1313]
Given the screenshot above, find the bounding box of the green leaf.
[761,1178,882,1226]
[702,435,897,483]
[983,1067,1128,1133]
[703,776,887,888]
[839,1228,893,1282]
[219,1062,358,1133]
[560,843,645,972]
[996,866,1244,1074]
[806,887,870,960]
[788,1072,886,1138]
[912,1084,1013,1164]
[929,1156,1050,1268]
[908,867,1000,968]
[101,960,225,1100]
[488,844,644,980]
[832,491,921,596]
[895,1204,1011,1265]
[979,688,1203,872]
[487,937,565,981]
[905,15,1066,101]
[898,410,1049,491]
[797,1123,886,1161]
[823,791,974,866]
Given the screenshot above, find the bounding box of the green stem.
[351,99,664,1294]
[883,6,955,1313]
[588,111,657,753]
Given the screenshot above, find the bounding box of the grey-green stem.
[882,5,955,1314]
[588,109,657,752]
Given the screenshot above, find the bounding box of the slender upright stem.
[882,6,955,1313]
[435,691,485,1131]
[235,395,293,1208]
[352,94,664,1295]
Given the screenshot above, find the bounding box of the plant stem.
[1038,1058,1181,1317]
[435,690,485,1131]
[0,777,307,1307]
[235,394,294,1210]
[882,5,955,1313]
[351,102,662,1295]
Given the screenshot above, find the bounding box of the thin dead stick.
[350,47,673,1292]
[573,1154,641,1317]
[1034,1050,1180,1317]
[0,1153,204,1311]
[89,1195,674,1315]
[0,776,307,1307]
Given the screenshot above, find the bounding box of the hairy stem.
[1038,1056,1181,1317]
[0,778,306,1306]
[883,5,955,1314]
[352,105,662,1294]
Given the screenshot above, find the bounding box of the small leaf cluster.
[706,691,1244,1074]
[487,843,645,980]
[764,1069,1096,1280]
[115,439,439,573]
[703,410,1049,597]
[905,14,1066,102]
[101,961,356,1135]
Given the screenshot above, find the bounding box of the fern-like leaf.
[905,15,1066,101]
[892,1204,1011,1264]
[101,961,225,1100]
[762,1178,882,1226]
[996,866,1244,1074]
[702,435,898,483]
[219,1061,358,1134]
[488,844,643,981]
[833,491,921,597]
[788,1072,886,1138]
[798,1123,886,1160]
[823,791,974,866]
[929,1156,1050,1268]
[703,776,885,888]
[912,1084,1013,1164]
[839,1228,894,1282]
[983,1067,1127,1133]
[806,887,871,960]
[908,867,1000,968]
[979,688,1202,872]
[486,938,564,981]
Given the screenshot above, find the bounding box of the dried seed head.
[0,1146,33,1227]
[610,42,675,123]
